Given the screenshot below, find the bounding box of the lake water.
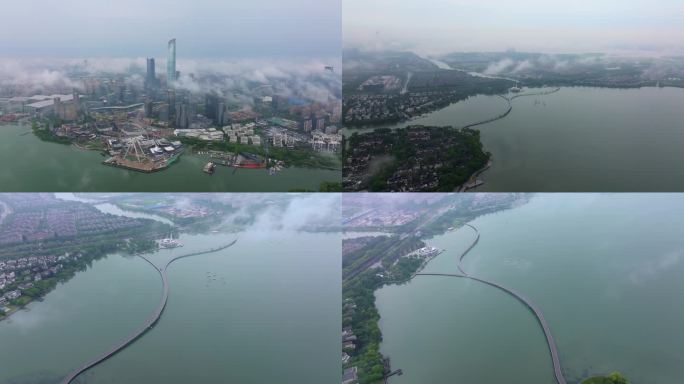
[0,216,341,383]
[376,194,684,384]
[0,123,339,192]
[344,86,684,191]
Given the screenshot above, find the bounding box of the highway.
[60,239,238,384]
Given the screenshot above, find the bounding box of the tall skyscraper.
[205,93,219,122]
[167,39,176,85]
[146,58,156,88]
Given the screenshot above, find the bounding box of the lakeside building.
[174,128,224,141]
[342,367,358,384]
[23,93,81,120]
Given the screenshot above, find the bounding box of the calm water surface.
[344,87,684,191]
[377,194,684,384]
[0,227,340,384]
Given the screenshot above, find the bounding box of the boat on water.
[234,152,267,168]
[159,238,183,248]
[203,162,216,174]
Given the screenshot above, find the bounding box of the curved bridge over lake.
[387,224,566,384]
[459,87,560,130]
[60,239,238,384]
[417,273,566,384]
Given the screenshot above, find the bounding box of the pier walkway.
[60,239,238,384]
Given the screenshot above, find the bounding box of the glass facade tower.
[167,39,176,85]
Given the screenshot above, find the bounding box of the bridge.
[417,272,566,384]
[458,87,561,131]
[60,239,238,384]
[385,224,566,384]
[461,102,512,130]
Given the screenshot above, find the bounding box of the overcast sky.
[344,0,684,56]
[0,0,340,58]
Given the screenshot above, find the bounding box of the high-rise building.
[315,117,326,131]
[175,103,188,128]
[146,58,156,86]
[217,102,226,126]
[166,89,176,118]
[205,94,219,121]
[144,99,153,117]
[167,39,177,85]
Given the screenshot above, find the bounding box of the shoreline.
[342,85,664,133]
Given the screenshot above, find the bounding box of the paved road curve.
[60,239,238,384]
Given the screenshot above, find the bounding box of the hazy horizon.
[343,0,684,57]
[0,0,340,58]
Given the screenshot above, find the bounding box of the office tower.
[167,39,176,85]
[205,94,218,122]
[175,103,187,128]
[217,102,226,126]
[144,99,153,117]
[146,58,156,88]
[315,117,326,131]
[166,89,176,120]
[303,119,313,132]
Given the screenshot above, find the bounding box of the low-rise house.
[17,283,33,291]
[342,367,358,384]
[342,341,356,350]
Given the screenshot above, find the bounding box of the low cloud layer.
[0,57,341,103]
[344,0,684,56]
[241,194,340,235]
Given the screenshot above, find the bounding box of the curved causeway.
[458,87,560,131]
[391,224,566,384]
[60,239,238,384]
